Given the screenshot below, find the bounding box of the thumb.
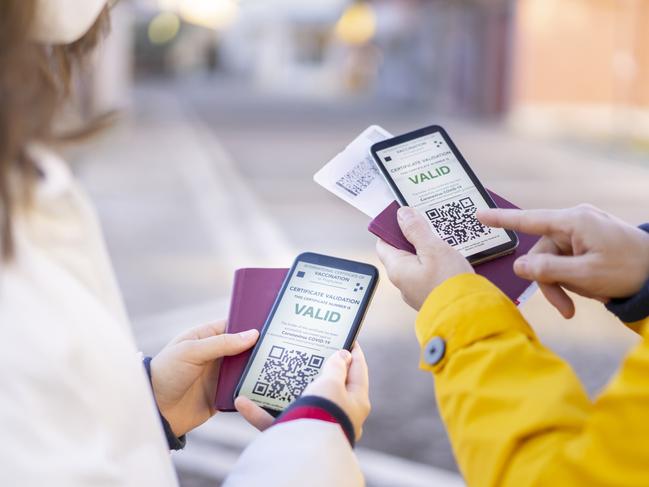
[319,350,352,384]
[182,329,259,364]
[346,344,369,395]
[397,207,443,255]
[514,254,589,285]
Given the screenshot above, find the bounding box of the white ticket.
[313,125,395,218]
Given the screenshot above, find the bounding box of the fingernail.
[339,350,352,362]
[514,257,528,274]
[239,329,258,340]
[397,206,416,222]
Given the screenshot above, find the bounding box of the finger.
[538,283,575,319]
[527,230,573,257]
[557,282,604,301]
[234,396,274,431]
[526,237,571,318]
[376,238,413,261]
[376,239,413,274]
[171,320,227,344]
[396,207,447,256]
[182,329,259,364]
[476,208,569,236]
[513,253,591,285]
[346,344,369,395]
[528,236,560,256]
[319,349,352,384]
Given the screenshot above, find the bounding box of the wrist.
[148,358,179,435]
[640,224,649,283]
[416,270,475,311]
[155,404,184,439]
[606,222,649,324]
[274,396,356,446]
[415,273,535,372]
[606,278,649,324]
[143,357,187,450]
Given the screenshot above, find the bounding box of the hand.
[150,321,259,437]
[376,206,474,310]
[477,204,649,318]
[235,344,371,441]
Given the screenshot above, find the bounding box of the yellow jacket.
[416,274,649,487]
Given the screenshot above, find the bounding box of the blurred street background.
[66,0,649,485]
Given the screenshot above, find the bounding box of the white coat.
[0,145,363,487]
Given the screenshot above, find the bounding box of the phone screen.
[374,129,515,259]
[237,257,376,413]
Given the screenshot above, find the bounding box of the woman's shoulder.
[8,142,130,327]
[25,142,75,201]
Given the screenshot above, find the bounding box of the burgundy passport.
[368,191,539,303]
[215,267,288,412]
[216,194,537,410]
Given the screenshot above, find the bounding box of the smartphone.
[235,252,379,416]
[370,125,518,265]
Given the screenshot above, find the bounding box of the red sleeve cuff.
[273,396,355,447]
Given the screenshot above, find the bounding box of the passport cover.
[215,267,289,412]
[216,193,537,410]
[368,191,539,303]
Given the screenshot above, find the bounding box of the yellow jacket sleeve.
[416,273,649,487]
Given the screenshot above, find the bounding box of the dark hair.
[0,0,111,259]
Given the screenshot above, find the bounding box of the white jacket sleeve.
[223,419,364,487]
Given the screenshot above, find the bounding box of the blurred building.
[510,0,649,139]
[215,0,517,109]
[218,1,350,98]
[90,0,649,141]
[372,0,515,115]
[367,0,649,140]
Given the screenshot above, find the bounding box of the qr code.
[252,347,324,403]
[336,157,380,197]
[426,197,491,246]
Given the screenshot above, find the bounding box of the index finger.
[476,208,569,236]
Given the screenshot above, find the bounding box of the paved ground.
[74,75,649,486]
